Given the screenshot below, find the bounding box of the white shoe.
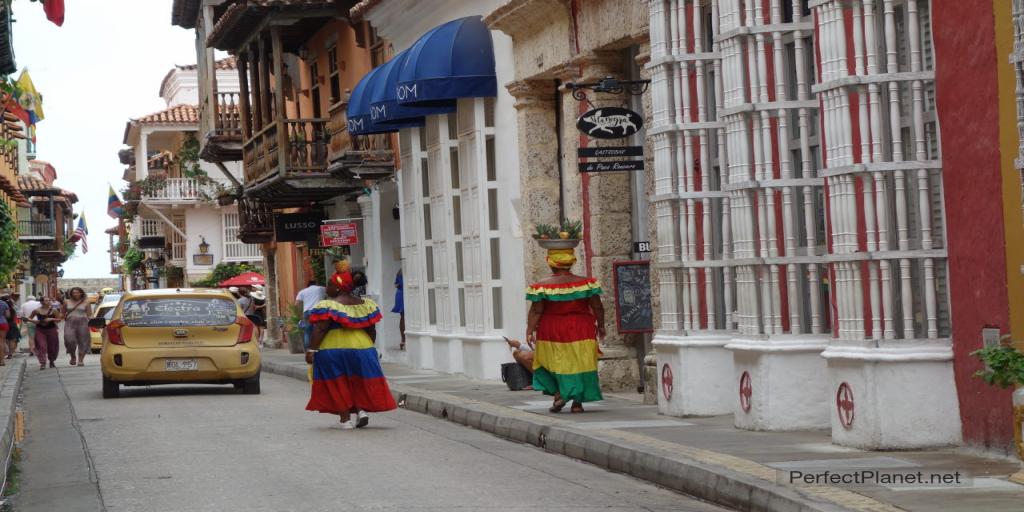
[356,411,369,428]
[333,420,355,430]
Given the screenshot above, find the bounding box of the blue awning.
[369,50,455,126]
[346,64,387,136]
[396,16,497,106]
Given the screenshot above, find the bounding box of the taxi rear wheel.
[102,376,120,399]
[238,374,260,395]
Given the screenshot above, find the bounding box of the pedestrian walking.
[61,287,93,366]
[1,295,20,362]
[0,294,12,366]
[525,246,605,413]
[392,269,405,351]
[28,296,62,370]
[19,295,40,356]
[305,270,396,429]
[295,280,326,350]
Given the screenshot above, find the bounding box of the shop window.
[427,289,437,326]
[458,288,467,327]
[452,196,462,235]
[484,97,495,128]
[487,188,499,231]
[485,136,496,181]
[455,240,464,281]
[491,287,503,330]
[489,238,501,280]
[447,112,458,141]
[450,148,460,188]
[425,245,435,283]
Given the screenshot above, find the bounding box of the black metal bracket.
[564,76,651,105]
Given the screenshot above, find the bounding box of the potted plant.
[533,219,583,249]
[972,341,1024,459]
[283,303,305,354]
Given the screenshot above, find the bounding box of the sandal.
[549,398,567,413]
[570,402,585,413]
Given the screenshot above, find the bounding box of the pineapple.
[559,231,569,239]
[334,258,350,273]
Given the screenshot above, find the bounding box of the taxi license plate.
[165,359,198,371]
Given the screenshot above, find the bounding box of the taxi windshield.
[120,298,237,327]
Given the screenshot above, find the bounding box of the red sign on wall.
[320,223,359,247]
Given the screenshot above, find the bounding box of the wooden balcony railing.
[285,119,329,173]
[242,121,280,183]
[237,197,273,244]
[242,118,329,183]
[138,218,163,238]
[215,92,242,138]
[17,219,55,239]
[351,133,393,156]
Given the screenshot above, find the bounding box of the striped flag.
[73,213,88,254]
[107,185,124,218]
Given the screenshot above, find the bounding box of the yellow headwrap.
[546,248,577,270]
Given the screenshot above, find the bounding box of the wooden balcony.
[237,197,273,244]
[18,219,55,242]
[326,102,396,181]
[241,118,364,206]
[201,91,244,162]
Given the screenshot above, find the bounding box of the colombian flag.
[107,185,124,219]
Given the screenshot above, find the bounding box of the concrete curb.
[262,359,887,512]
[0,358,27,491]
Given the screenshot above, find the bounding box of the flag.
[73,214,88,254]
[43,0,65,27]
[15,70,44,126]
[107,185,124,219]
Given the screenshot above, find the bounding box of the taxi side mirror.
[88,317,106,329]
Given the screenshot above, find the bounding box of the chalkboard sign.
[612,261,653,333]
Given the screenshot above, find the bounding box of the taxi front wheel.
[102,376,120,399]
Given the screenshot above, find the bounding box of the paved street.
[14,361,730,512]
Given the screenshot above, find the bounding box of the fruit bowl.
[534,237,581,250]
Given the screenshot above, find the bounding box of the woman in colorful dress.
[305,269,397,429]
[526,247,605,413]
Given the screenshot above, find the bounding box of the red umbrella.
[217,272,265,287]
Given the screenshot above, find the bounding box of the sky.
[12,0,197,278]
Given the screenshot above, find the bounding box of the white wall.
[184,206,231,283]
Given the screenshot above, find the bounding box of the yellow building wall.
[995,0,1024,346]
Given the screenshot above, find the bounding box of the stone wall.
[55,278,121,294]
[488,0,651,392]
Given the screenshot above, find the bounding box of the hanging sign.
[320,223,359,247]
[275,212,325,242]
[579,160,644,173]
[577,146,644,158]
[576,107,644,139]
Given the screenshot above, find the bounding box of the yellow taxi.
[93,288,261,399]
[90,293,122,353]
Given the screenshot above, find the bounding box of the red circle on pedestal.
[661,363,673,401]
[836,382,855,429]
[739,371,752,412]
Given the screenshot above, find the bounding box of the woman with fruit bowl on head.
[525,221,605,413]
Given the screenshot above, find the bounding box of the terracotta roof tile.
[350,0,382,21]
[131,104,200,126]
[0,174,25,205]
[17,175,53,193]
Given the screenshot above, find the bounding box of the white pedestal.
[728,335,830,431]
[462,336,511,381]
[407,333,434,370]
[823,345,962,449]
[654,333,735,416]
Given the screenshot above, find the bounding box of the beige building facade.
[486,0,654,391]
